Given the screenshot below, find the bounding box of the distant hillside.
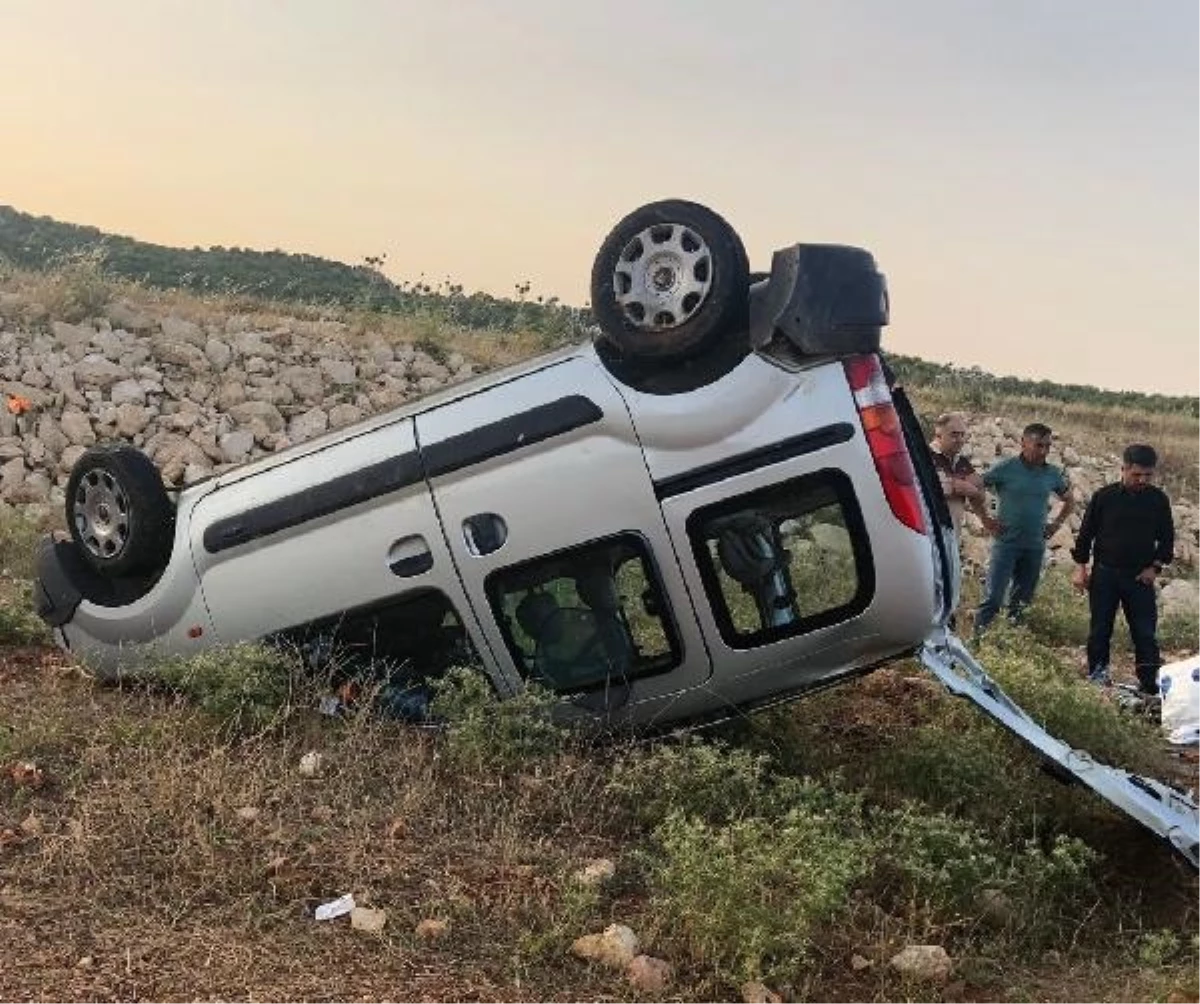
[0,205,589,341]
[1,204,1194,416]
[888,355,1197,418]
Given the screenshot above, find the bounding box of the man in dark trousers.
[1070,444,1175,695]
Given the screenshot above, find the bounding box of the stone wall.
[1,301,474,505]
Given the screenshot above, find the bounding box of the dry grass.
[0,649,627,1002]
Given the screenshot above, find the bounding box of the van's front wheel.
[66,444,175,578]
[590,199,750,362]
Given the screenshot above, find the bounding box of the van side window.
[270,589,486,719]
[486,534,680,693]
[688,470,874,648]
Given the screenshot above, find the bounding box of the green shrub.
[646,807,869,982]
[605,739,779,827]
[1160,602,1199,652]
[0,584,51,645]
[40,249,115,322]
[0,507,45,580]
[871,803,1098,937]
[1022,570,1091,646]
[151,642,299,737]
[430,667,569,768]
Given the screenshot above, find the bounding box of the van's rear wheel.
[590,199,750,362]
[66,444,175,578]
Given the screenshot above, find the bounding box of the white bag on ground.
[1158,655,1200,745]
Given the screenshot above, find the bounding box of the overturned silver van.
[32,199,1198,867]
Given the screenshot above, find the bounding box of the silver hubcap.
[613,223,712,331]
[74,470,130,561]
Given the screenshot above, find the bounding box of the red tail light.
[843,355,926,534]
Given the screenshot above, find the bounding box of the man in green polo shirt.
[974,423,1075,634]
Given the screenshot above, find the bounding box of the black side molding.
[202,396,603,555]
[204,452,425,554]
[422,395,603,478]
[654,422,855,499]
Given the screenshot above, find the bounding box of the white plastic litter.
[1159,656,1200,743]
[314,893,356,921]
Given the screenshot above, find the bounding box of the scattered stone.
[10,471,51,503]
[228,400,285,433]
[160,315,206,345]
[297,752,322,777]
[235,806,260,822]
[74,356,129,389]
[1160,579,1198,617]
[51,320,95,349]
[571,923,639,970]
[889,944,952,985]
[288,407,329,443]
[575,858,616,887]
[415,918,450,941]
[320,358,357,385]
[280,365,325,401]
[328,403,364,429]
[109,378,147,407]
[219,429,256,464]
[742,980,783,1003]
[205,338,233,369]
[627,954,672,993]
[106,300,155,332]
[59,444,86,474]
[115,403,151,437]
[0,457,27,501]
[8,761,46,789]
[350,906,388,934]
[850,953,874,971]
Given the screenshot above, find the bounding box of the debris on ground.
[313,893,355,921]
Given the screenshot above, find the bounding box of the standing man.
[974,422,1074,633]
[1070,444,1174,695]
[929,412,984,536]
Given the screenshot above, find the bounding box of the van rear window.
[688,470,874,648]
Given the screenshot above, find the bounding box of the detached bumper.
[921,632,1199,870]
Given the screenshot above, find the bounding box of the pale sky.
[2,0,1197,395]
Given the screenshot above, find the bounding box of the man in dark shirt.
[928,411,984,536]
[1071,444,1175,695]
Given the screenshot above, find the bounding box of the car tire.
[66,444,176,578]
[590,199,750,362]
